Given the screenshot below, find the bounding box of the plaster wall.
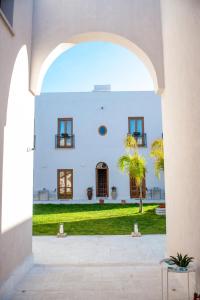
[0,0,34,285]
[161,0,200,258]
[30,0,164,94]
[34,91,164,201]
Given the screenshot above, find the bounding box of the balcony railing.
[128,132,147,147]
[55,134,75,148]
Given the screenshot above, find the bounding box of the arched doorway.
[96,162,109,197]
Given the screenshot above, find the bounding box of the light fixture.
[131,222,141,237]
[57,223,67,238]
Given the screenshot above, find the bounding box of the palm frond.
[118,155,132,173]
[124,135,138,151]
[150,138,164,178]
[118,151,146,187]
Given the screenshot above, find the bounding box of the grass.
[33,204,166,236]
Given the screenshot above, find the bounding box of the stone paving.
[11,235,194,300]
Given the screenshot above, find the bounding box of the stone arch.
[32,32,162,95]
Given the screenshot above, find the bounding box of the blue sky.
[41,42,154,92]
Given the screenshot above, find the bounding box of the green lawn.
[33,204,166,235]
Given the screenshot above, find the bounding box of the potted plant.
[133,131,141,137]
[87,187,93,200]
[111,186,117,200]
[155,203,166,215]
[61,133,68,138]
[169,253,194,271]
[194,293,200,299]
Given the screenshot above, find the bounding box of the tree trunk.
[139,185,143,213]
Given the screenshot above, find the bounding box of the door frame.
[57,169,73,199]
[96,162,109,197]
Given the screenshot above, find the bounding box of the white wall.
[161,0,200,262]
[0,0,34,287]
[34,91,164,201]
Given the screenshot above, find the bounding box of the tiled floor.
[11,235,194,300]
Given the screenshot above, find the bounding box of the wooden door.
[96,168,108,197]
[57,169,73,199]
[130,177,146,198]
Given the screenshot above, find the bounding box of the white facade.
[33,90,164,203]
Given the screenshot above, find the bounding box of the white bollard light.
[57,223,67,237]
[131,222,141,237]
[59,223,64,234]
[134,222,139,234]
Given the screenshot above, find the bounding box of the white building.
[33,87,164,203]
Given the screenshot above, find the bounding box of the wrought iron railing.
[128,132,147,147]
[146,188,165,200]
[55,134,75,148]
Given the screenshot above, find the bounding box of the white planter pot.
[111,191,117,200]
[155,207,166,215]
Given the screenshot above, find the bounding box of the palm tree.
[118,136,146,213]
[150,138,164,178]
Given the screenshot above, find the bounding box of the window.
[0,0,14,26]
[57,169,73,199]
[56,118,74,148]
[98,125,107,136]
[128,117,146,146]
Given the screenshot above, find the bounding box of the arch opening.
[33,34,165,237]
[34,32,161,95]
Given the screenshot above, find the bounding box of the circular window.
[98,125,107,136]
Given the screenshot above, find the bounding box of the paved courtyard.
[11,235,195,300]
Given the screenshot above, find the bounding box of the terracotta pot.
[99,199,104,204]
[159,203,165,208]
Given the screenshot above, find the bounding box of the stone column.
[161,0,200,261]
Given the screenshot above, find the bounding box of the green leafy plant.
[150,138,164,179]
[169,253,194,268]
[118,135,146,213]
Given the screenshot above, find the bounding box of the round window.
[98,125,107,136]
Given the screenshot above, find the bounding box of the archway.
[96,162,109,198]
[32,32,162,95]
[33,32,164,206]
[33,38,164,214]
